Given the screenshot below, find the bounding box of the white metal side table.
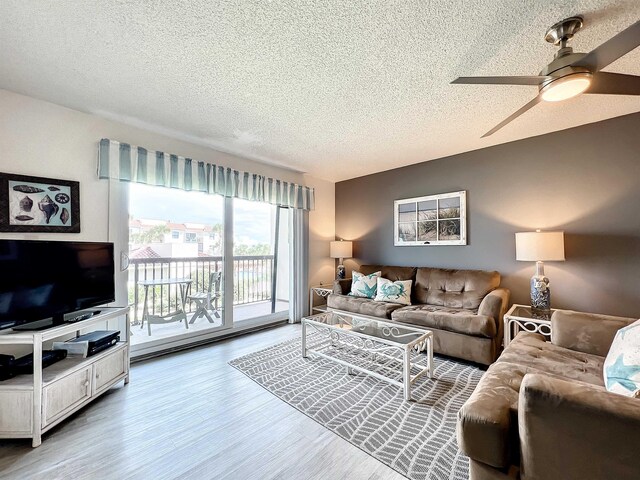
[309,285,334,314]
[503,304,556,347]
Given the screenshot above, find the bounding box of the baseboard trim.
[131,319,288,362]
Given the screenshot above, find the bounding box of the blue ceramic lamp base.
[337,262,346,279]
[530,261,551,314]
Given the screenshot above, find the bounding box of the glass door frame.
[232,201,290,326]
[110,183,289,358]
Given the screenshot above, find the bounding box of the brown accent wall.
[335,113,640,317]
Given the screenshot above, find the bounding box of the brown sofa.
[328,265,510,365]
[457,309,640,480]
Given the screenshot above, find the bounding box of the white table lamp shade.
[515,231,565,262]
[330,241,352,259]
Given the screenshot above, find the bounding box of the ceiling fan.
[451,17,640,137]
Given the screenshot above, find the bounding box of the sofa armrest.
[551,310,636,357]
[519,373,640,480]
[332,279,351,295]
[478,288,510,339]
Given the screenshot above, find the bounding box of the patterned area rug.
[229,335,484,480]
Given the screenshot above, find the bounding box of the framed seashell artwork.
[0,172,80,233]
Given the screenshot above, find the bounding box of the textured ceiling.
[1,1,639,182]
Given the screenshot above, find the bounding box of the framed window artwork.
[394,190,466,246]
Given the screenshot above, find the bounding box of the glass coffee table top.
[303,311,428,345]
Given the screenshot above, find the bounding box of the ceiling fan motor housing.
[539,53,589,76]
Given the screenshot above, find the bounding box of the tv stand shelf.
[0,307,130,447]
[0,342,128,389]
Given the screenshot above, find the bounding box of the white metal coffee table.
[301,311,434,401]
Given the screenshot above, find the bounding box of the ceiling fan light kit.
[539,72,592,102]
[452,16,640,136]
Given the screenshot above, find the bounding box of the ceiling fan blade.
[451,76,549,86]
[572,20,640,71]
[585,72,640,95]
[482,95,542,137]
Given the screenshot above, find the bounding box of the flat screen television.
[0,240,115,330]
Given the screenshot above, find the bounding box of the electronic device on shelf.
[67,330,120,357]
[10,350,68,375]
[0,354,14,366]
[0,240,115,331]
[0,354,16,381]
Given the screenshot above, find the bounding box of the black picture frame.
[0,172,80,233]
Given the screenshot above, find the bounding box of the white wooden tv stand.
[0,306,130,447]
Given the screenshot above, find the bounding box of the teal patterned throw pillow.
[374,277,412,305]
[603,319,640,398]
[349,271,381,298]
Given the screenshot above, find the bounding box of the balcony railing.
[128,255,275,324]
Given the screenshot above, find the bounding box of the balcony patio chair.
[188,271,222,324]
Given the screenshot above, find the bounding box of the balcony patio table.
[138,277,193,335]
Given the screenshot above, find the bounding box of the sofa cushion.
[552,309,638,357]
[327,294,403,319]
[414,267,500,310]
[498,332,605,387]
[374,278,412,305]
[359,265,417,282]
[392,304,496,338]
[350,270,381,298]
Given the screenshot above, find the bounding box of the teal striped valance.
[98,139,315,210]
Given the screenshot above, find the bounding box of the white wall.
[305,175,336,289]
[0,89,335,292]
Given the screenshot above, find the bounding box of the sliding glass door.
[127,184,227,350]
[233,199,290,323]
[113,183,292,356]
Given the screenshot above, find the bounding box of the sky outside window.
[129,183,272,245]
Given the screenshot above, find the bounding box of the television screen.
[0,240,115,330]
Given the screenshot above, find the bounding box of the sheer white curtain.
[289,209,309,323]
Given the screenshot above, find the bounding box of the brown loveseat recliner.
[328,265,510,365]
[457,309,640,480]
